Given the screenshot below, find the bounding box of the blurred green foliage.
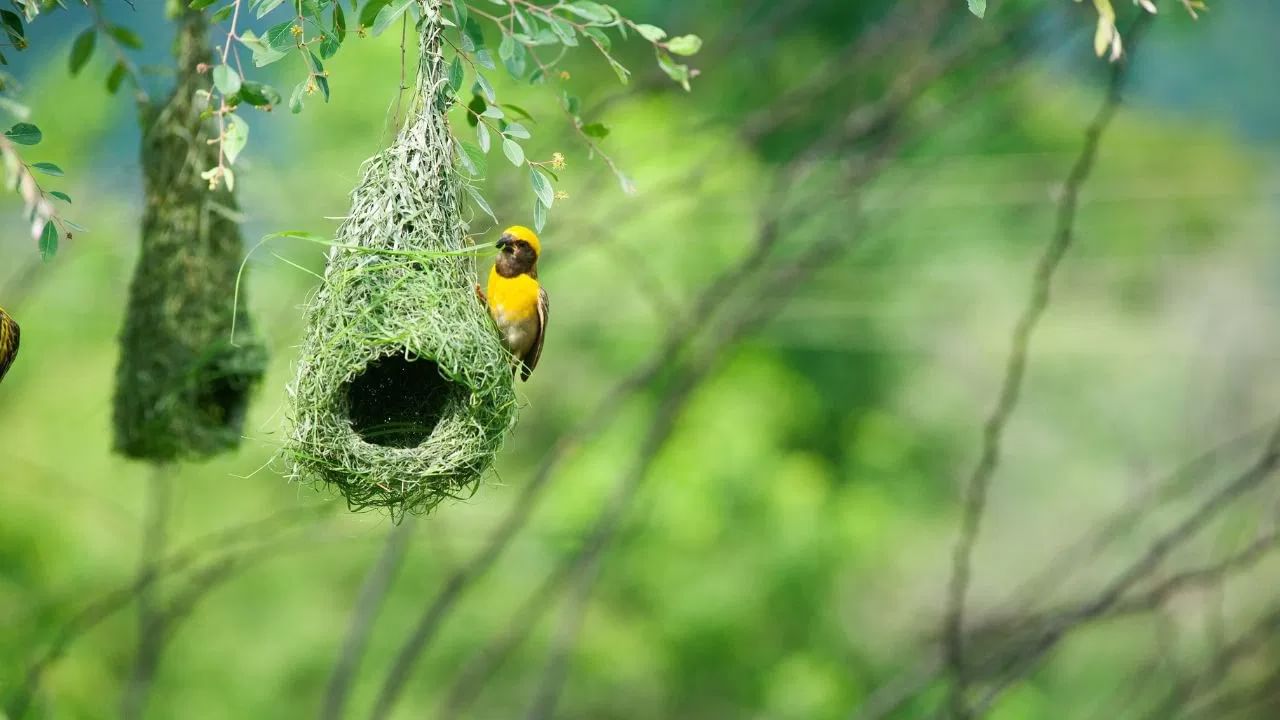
[2,2,1280,719]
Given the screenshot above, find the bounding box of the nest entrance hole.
[344,352,465,448]
[194,369,253,428]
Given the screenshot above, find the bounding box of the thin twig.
[321,521,415,720]
[966,418,1280,717]
[853,419,1280,720]
[120,465,173,720]
[4,505,332,718]
[1144,601,1280,720]
[941,21,1143,717]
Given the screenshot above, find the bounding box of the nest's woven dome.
[284,11,517,516]
[112,10,266,461]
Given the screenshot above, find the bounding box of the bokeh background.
[4,1,1280,718]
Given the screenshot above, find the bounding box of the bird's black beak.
[496,234,512,250]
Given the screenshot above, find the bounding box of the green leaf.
[457,140,486,176]
[68,28,95,75]
[502,103,535,123]
[465,184,497,223]
[50,190,70,203]
[530,168,553,208]
[503,122,530,139]
[633,23,665,42]
[549,17,577,46]
[581,122,609,139]
[5,122,40,145]
[473,48,495,70]
[239,80,282,107]
[189,0,218,7]
[38,219,57,261]
[240,29,288,66]
[256,0,286,18]
[480,104,504,119]
[106,61,127,94]
[462,16,485,51]
[466,94,486,127]
[107,24,143,49]
[533,197,547,232]
[527,28,559,46]
[967,0,986,18]
[473,73,495,103]
[30,161,62,176]
[563,1,612,23]
[607,56,630,85]
[476,122,490,153]
[499,34,526,78]
[309,52,330,101]
[582,26,610,50]
[513,5,534,34]
[0,10,23,43]
[448,55,463,94]
[371,0,412,37]
[223,113,248,164]
[656,50,689,91]
[266,21,296,51]
[211,3,235,22]
[358,0,389,29]
[213,64,241,96]
[289,80,306,113]
[665,34,701,56]
[502,137,524,167]
[451,0,467,26]
[333,2,346,41]
[319,34,340,59]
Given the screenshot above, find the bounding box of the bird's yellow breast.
[487,267,540,322]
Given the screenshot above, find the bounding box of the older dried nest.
[112,9,266,461]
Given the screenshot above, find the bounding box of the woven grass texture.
[284,8,517,516]
[112,11,266,461]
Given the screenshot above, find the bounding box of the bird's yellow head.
[500,225,541,258]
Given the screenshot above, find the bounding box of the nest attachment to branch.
[284,10,517,517]
[112,12,266,461]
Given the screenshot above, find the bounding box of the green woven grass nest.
[284,16,517,516]
[113,10,266,461]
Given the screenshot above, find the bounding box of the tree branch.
[941,18,1146,717]
[120,465,173,720]
[321,521,415,720]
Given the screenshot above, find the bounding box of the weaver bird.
[475,225,548,381]
[0,305,18,383]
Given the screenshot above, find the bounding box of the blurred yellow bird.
[0,305,19,384]
[476,225,548,381]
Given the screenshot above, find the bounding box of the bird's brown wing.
[521,286,549,381]
[0,308,19,383]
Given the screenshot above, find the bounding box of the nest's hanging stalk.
[112,9,266,460]
[284,0,517,517]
